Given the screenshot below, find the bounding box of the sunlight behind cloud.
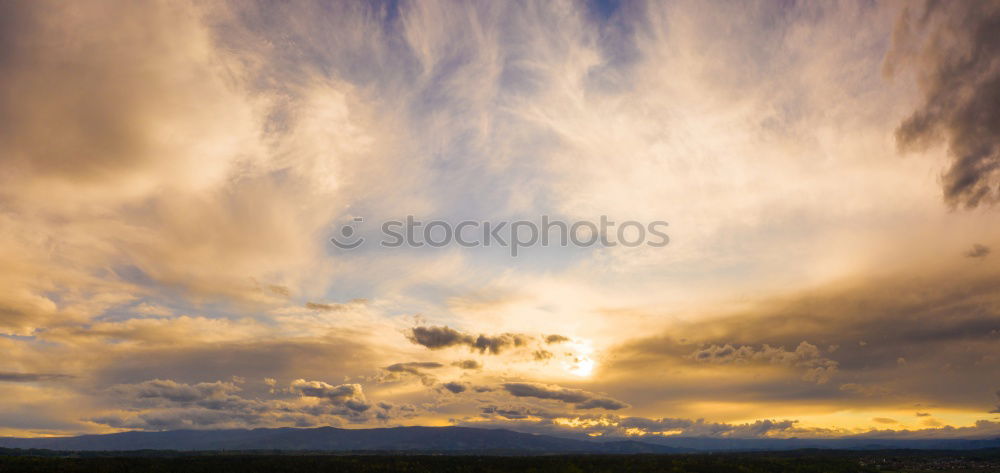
[564,340,596,377]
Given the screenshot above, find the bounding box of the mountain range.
[1,426,998,454]
[0,427,687,454]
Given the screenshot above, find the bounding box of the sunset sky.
[2,0,1000,440]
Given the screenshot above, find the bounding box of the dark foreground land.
[2,449,1000,473]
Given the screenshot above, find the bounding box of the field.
[1,449,999,473]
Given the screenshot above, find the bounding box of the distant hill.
[1,427,998,454]
[0,426,689,454]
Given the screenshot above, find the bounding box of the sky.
[1,0,1000,440]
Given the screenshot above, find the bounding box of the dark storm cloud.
[406,326,535,354]
[501,382,630,410]
[965,243,991,259]
[0,372,73,382]
[886,1,1000,208]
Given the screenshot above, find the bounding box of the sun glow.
[564,341,596,377]
[569,357,594,377]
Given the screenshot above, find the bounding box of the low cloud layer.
[607,270,1000,419]
[92,378,386,431]
[461,411,800,439]
[690,341,839,384]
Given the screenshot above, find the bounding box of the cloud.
[473,333,531,354]
[85,331,380,387]
[575,398,630,410]
[0,372,72,382]
[304,302,343,311]
[289,379,371,413]
[103,377,385,430]
[114,379,239,404]
[384,362,445,374]
[886,1,1000,208]
[850,420,1000,439]
[462,412,798,439]
[532,350,554,361]
[501,382,629,410]
[0,0,403,338]
[464,411,1000,441]
[108,379,254,412]
[545,335,570,344]
[406,326,531,354]
[480,406,562,420]
[452,360,482,370]
[0,0,998,439]
[0,0,256,192]
[407,326,472,349]
[873,417,898,424]
[689,341,839,384]
[380,362,444,385]
[598,269,1000,418]
[94,378,298,430]
[442,382,468,394]
[966,244,991,259]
